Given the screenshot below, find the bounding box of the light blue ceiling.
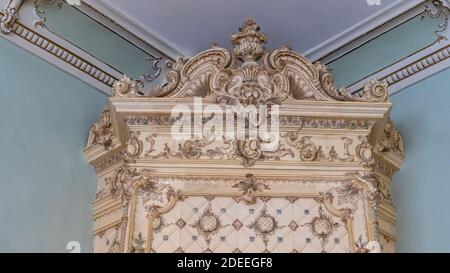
[100,0,399,57]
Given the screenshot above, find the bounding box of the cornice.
[304,0,426,62]
[84,0,185,60]
[383,45,450,90]
[11,21,117,87]
[3,0,447,97]
[352,44,450,96]
[319,0,450,96]
[0,0,180,94]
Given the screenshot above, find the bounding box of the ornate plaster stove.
[84,19,405,253]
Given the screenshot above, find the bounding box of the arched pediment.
[112,18,389,104]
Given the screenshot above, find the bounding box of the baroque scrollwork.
[232,174,270,205]
[284,132,355,163]
[248,206,282,247]
[236,138,294,167]
[88,18,406,253]
[134,169,171,206]
[137,56,162,87]
[0,7,18,34]
[112,18,389,104]
[95,165,174,207]
[85,105,115,150]
[376,119,405,158]
[355,136,375,167]
[143,131,375,166]
[125,131,143,162]
[105,225,121,253]
[112,75,142,97]
[304,206,339,250]
[423,0,449,42]
[126,115,376,130]
[190,204,225,244]
[147,137,294,167]
[33,0,64,29]
[334,180,365,208]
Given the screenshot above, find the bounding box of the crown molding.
[340,0,450,96]
[84,0,186,60]
[351,44,450,96]
[0,0,180,95]
[304,0,426,62]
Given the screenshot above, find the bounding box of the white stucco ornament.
[85,18,405,253]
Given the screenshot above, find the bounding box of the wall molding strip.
[3,0,449,97]
[0,0,180,95]
[338,0,450,95]
[305,0,426,62]
[352,43,450,96]
[75,1,175,62]
[1,6,117,94]
[11,21,117,87]
[84,0,185,60]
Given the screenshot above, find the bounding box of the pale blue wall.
[0,37,107,252]
[391,69,450,252]
[323,15,450,251]
[36,1,163,81]
[328,12,446,87]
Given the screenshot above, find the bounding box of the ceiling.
[99,0,399,58]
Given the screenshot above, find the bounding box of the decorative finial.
[231,18,268,63]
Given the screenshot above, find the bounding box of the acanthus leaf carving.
[376,119,405,158]
[112,75,142,97]
[284,132,356,163]
[230,17,268,63]
[212,61,290,106]
[147,137,294,167]
[95,164,174,210]
[236,138,294,167]
[232,174,270,205]
[85,104,115,151]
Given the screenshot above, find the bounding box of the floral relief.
[85,105,115,151]
[130,232,146,253]
[232,174,270,205]
[88,17,405,254]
